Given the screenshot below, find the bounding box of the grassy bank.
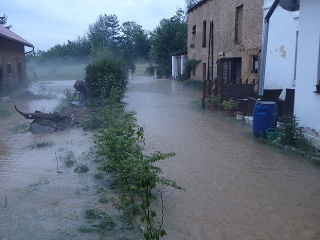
[27,61,88,81]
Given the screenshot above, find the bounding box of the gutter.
[25,46,34,55]
[259,0,281,95]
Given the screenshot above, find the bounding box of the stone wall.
[187,0,263,82]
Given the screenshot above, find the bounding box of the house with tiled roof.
[0,25,33,90]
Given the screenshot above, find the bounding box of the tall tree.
[150,8,187,76]
[87,14,120,53]
[120,21,151,60]
[0,14,12,29]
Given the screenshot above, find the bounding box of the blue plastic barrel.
[253,101,278,138]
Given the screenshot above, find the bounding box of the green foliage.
[0,103,12,118]
[87,14,121,54]
[221,99,238,109]
[146,64,156,76]
[121,21,151,61]
[85,57,127,103]
[11,122,29,134]
[182,79,203,91]
[79,209,115,232]
[82,102,124,130]
[180,59,200,80]
[95,109,182,239]
[31,36,92,66]
[279,116,315,153]
[29,140,54,149]
[74,163,89,173]
[206,96,220,105]
[150,8,187,77]
[60,150,76,167]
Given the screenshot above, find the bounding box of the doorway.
[217,57,242,83]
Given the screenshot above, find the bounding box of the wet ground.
[1,77,320,240]
[0,80,140,240]
[125,76,320,240]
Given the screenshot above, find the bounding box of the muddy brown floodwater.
[125,76,320,240]
[0,80,141,240]
[1,77,320,240]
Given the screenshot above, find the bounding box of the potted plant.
[235,111,244,120]
[222,98,238,117]
[206,96,220,111]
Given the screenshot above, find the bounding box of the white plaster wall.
[172,56,178,78]
[295,0,320,139]
[263,0,299,99]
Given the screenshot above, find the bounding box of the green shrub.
[146,64,156,76]
[279,115,316,153]
[85,57,127,103]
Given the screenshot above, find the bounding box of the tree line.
[25,9,187,77]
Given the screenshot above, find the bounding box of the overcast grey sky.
[3,0,186,51]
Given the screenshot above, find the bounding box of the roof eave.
[0,33,34,48]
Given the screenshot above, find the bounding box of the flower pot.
[224,108,236,117]
[236,114,244,120]
[208,104,218,111]
[244,116,249,124]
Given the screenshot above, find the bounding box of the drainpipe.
[259,0,281,95]
[25,46,34,55]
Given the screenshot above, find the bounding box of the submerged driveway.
[126,76,320,240]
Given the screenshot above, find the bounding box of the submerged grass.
[0,103,12,118]
[11,122,29,134]
[60,150,76,167]
[29,140,54,149]
[78,208,115,233]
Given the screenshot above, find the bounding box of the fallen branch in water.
[14,105,67,121]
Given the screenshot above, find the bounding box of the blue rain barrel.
[253,101,278,138]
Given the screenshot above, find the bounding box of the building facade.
[187,0,264,85]
[290,0,320,144]
[263,0,320,146]
[263,0,299,99]
[0,25,33,90]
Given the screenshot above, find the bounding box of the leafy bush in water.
[85,57,127,103]
[279,115,315,153]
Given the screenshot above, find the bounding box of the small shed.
[172,50,188,78]
[0,25,34,90]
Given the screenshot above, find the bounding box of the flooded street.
[126,76,320,240]
[1,77,320,240]
[0,80,140,240]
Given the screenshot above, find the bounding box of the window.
[192,25,196,34]
[202,20,207,48]
[235,5,243,44]
[251,55,258,73]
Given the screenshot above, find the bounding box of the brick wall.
[0,37,27,90]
